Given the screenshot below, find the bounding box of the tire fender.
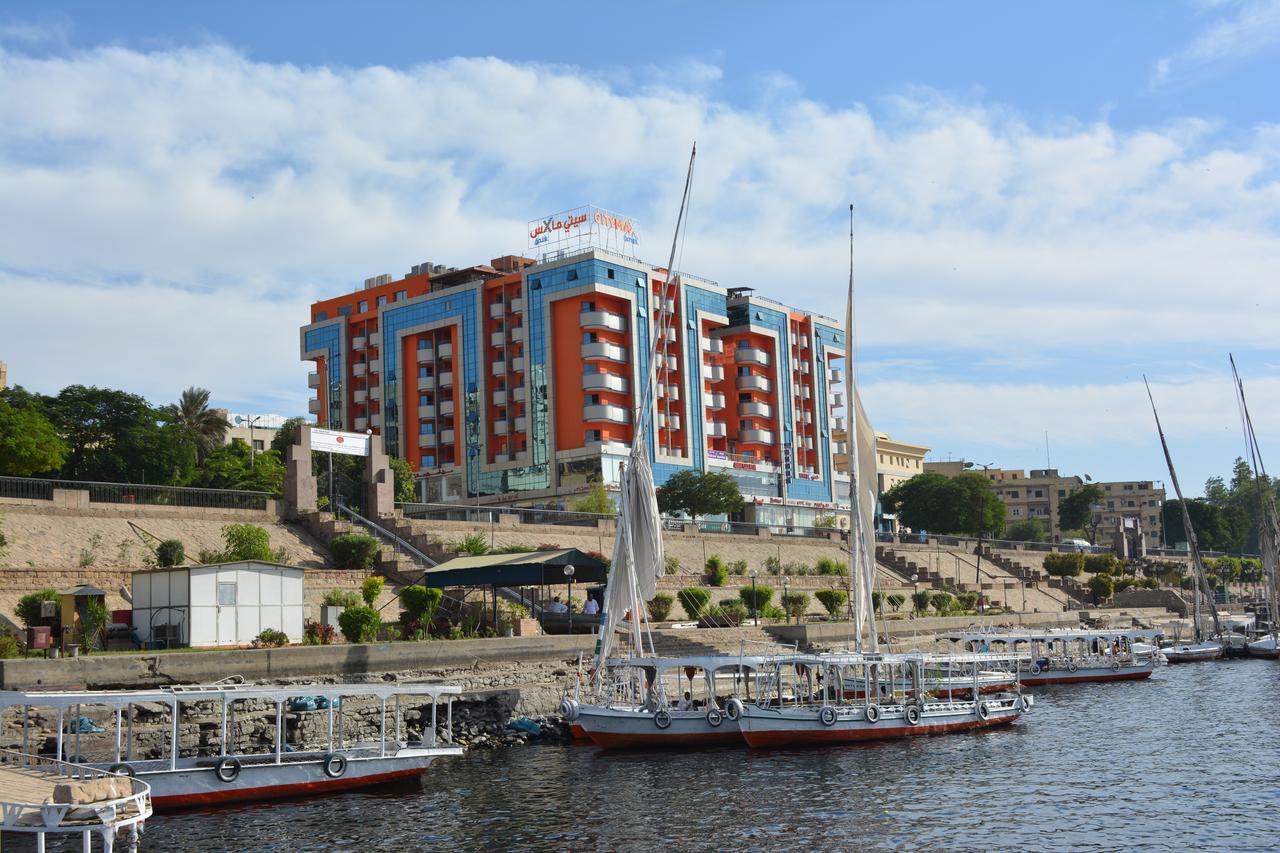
[706,709,724,728]
[905,705,922,726]
[864,703,881,724]
[558,698,580,722]
[819,706,838,727]
[322,752,347,779]
[725,698,744,721]
[214,756,242,783]
[977,702,991,721]
[654,710,672,729]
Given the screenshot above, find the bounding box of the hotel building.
[301,206,870,526]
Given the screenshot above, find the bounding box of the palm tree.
[167,387,230,465]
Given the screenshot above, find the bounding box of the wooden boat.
[735,652,1028,748]
[1232,357,1280,661]
[0,682,462,810]
[1246,634,1280,658]
[943,628,1162,685]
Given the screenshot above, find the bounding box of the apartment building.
[301,205,869,526]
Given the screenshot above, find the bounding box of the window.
[1058,489,1066,497]
[567,269,579,281]
[530,277,541,289]
[583,332,598,343]
[586,429,602,443]
[338,305,352,317]
[1033,489,1044,498]
[420,423,435,435]
[314,310,328,321]
[419,393,432,405]
[217,582,237,607]
[738,392,751,402]
[417,339,430,350]
[1008,490,1019,499]
[418,366,430,377]
[377,296,387,307]
[738,366,750,376]
[606,268,615,279]
[581,300,596,313]
[252,440,264,452]
[587,394,601,405]
[358,300,368,313]
[395,290,407,301]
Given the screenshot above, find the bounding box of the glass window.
[377,296,387,307]
[423,455,436,468]
[358,300,368,313]
[338,305,352,317]
[418,339,430,350]
[581,301,595,313]
[418,366,428,377]
[314,310,328,321]
[395,290,407,301]
[607,268,615,279]
[567,269,579,281]
[217,582,237,606]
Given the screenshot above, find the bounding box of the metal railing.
[0,475,272,509]
[399,501,608,528]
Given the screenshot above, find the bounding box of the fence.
[0,476,272,510]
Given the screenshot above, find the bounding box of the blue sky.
[2,1,1279,494]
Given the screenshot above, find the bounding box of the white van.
[1061,538,1092,552]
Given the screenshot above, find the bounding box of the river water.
[26,660,1280,851]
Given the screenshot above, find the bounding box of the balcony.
[706,420,727,438]
[705,364,724,382]
[494,421,509,436]
[795,361,810,375]
[490,330,506,348]
[583,404,629,424]
[834,441,848,455]
[370,413,382,428]
[801,411,813,425]
[658,383,679,401]
[416,348,434,364]
[352,336,367,350]
[795,336,809,351]
[492,359,507,375]
[705,392,726,410]
[659,327,676,343]
[417,375,435,392]
[369,385,382,400]
[418,404,436,419]
[832,416,847,432]
[308,398,321,414]
[440,429,456,444]
[581,309,627,332]
[489,302,506,319]
[735,347,770,367]
[354,416,368,431]
[438,342,452,359]
[830,392,845,408]
[803,436,814,450]
[418,432,437,448]
[799,386,811,400]
[510,356,526,373]
[740,428,776,445]
[737,374,772,393]
[702,337,724,354]
[352,362,367,377]
[829,367,843,383]
[493,451,512,463]
[353,389,368,404]
[583,372,628,394]
[512,386,527,403]
[369,359,381,374]
[510,297,525,313]
[493,389,508,406]
[439,371,454,387]
[581,341,627,362]
[659,413,682,431]
[440,400,455,417]
[513,416,527,432]
[308,372,321,388]
[739,401,773,418]
[662,355,679,372]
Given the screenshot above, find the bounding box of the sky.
[2,1,1279,495]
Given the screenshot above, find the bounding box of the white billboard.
[528,205,640,259]
[311,427,370,457]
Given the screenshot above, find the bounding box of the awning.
[418,549,609,588]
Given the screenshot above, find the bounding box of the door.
[216,572,238,646]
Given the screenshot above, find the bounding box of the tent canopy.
[420,549,608,588]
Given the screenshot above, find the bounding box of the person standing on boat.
[583,596,599,615]
[678,691,694,711]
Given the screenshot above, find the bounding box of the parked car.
[1061,538,1093,552]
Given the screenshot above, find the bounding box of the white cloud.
[1153,0,1280,85]
[0,40,1277,471]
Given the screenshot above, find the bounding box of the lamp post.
[235,415,263,470]
[782,576,791,624]
[750,570,759,626]
[910,574,919,617]
[564,564,576,635]
[964,461,994,587]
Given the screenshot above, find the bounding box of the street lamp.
[963,461,994,586]
[749,570,759,626]
[235,415,263,470]
[564,564,576,635]
[782,576,791,624]
[910,574,919,617]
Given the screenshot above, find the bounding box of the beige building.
[873,432,930,493]
[214,410,289,453]
[0,361,7,391]
[1094,480,1165,550]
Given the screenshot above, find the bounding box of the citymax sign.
[528,205,640,252]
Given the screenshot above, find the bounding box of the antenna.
[1044,430,1051,469]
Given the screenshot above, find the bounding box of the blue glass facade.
[304,322,344,430]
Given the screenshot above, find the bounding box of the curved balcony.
[308,398,321,414]
[706,420,727,438]
[583,404,630,424]
[352,362,367,377]
[829,392,845,408]
[658,383,679,401]
[735,347,770,367]
[704,364,724,382]
[581,310,627,332]
[702,337,723,354]
[583,372,628,394]
[354,416,368,431]
[705,392,726,410]
[493,389,508,406]
[494,421,509,436]
[352,336,367,350]
[437,342,453,359]
[417,375,435,392]
[416,348,434,364]
[353,389,368,404]
[418,404,436,419]
[440,400,455,417]
[658,413,681,431]
[490,330,507,348]
[369,359,381,374]
[738,401,773,419]
[489,301,506,319]
[736,374,772,393]
[581,341,627,363]
[438,371,454,387]
[510,356,526,373]
[440,429,456,444]
[418,432,437,448]
[739,428,775,445]
[308,371,321,388]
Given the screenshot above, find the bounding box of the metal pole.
[328,451,334,514]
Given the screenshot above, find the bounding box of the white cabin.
[131,561,305,647]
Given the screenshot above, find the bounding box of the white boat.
[0,681,462,810]
[1233,357,1280,661]
[1246,634,1280,658]
[943,628,1162,685]
[1162,641,1225,663]
[735,652,1029,748]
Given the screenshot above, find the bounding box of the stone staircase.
[628,626,791,658]
[875,546,948,590]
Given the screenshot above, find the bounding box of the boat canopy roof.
[0,681,461,711]
[605,654,780,671]
[423,548,609,587]
[940,628,1165,644]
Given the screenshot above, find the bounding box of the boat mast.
[1230,355,1280,642]
[845,205,878,653]
[1144,377,1221,641]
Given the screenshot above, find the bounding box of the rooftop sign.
[528,205,639,260]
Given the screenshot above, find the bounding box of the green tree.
[1006,518,1046,543]
[212,523,277,562]
[815,588,847,618]
[330,533,381,570]
[1087,573,1115,604]
[1058,485,1105,542]
[0,400,68,476]
[738,585,774,615]
[46,385,195,484]
[568,482,617,515]
[191,440,285,494]
[910,590,931,615]
[881,472,1005,536]
[677,587,711,619]
[166,387,230,465]
[1163,498,1246,552]
[389,456,417,503]
[656,470,745,522]
[887,592,907,612]
[1043,552,1085,577]
[271,417,306,457]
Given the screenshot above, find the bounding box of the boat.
[1232,355,1280,660]
[0,681,462,809]
[942,628,1163,684]
[735,651,1029,748]
[1161,641,1225,663]
[1246,634,1280,659]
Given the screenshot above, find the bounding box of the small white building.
[131,561,305,648]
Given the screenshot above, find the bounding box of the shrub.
[1114,577,1134,594]
[322,589,361,608]
[930,591,955,615]
[17,590,59,628]
[647,593,675,621]
[220,523,275,562]
[717,599,748,622]
[911,590,931,614]
[361,575,385,607]
[783,561,810,577]
[156,539,185,567]
[677,587,711,619]
[956,591,979,612]
[764,555,782,576]
[536,543,562,551]
[1083,553,1120,575]
[871,590,884,613]
[813,513,838,529]
[816,557,847,576]
[493,544,536,554]
[739,585,774,614]
[400,585,443,623]
[664,555,681,576]
[815,588,848,618]
[330,533,381,570]
[252,628,289,648]
[303,620,337,645]
[0,633,19,659]
[455,533,488,556]
[887,593,906,612]
[338,605,381,643]
[761,604,787,620]
[781,592,809,619]
[1088,573,1116,603]
[706,556,728,586]
[1043,552,1085,577]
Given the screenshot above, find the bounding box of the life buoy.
[654,710,672,729]
[1111,660,1121,671]
[322,752,347,779]
[819,706,838,726]
[1067,662,1078,674]
[706,709,724,728]
[905,705,922,726]
[725,698,744,721]
[558,698,580,722]
[108,763,135,777]
[214,756,241,783]
[977,702,991,721]
[865,704,881,724]
[1029,663,1042,675]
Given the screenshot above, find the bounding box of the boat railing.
[0,748,151,834]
